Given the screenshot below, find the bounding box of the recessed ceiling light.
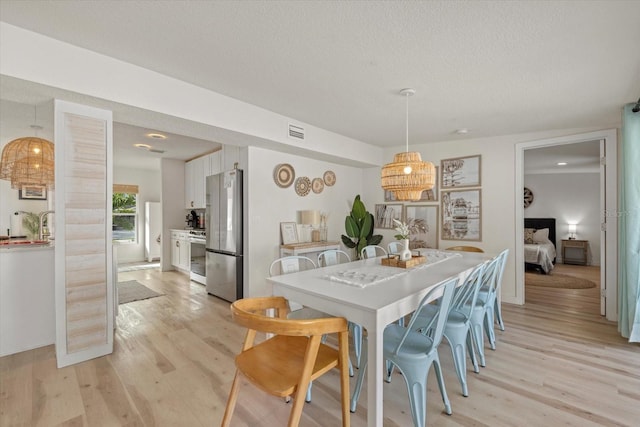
[455,128,469,134]
[146,133,167,140]
[134,143,152,150]
[557,162,568,166]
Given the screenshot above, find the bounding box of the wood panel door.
[54,100,113,368]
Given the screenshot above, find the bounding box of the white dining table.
[267,250,491,427]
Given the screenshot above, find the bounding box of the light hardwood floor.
[2,264,639,426]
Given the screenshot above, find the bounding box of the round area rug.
[525,272,596,289]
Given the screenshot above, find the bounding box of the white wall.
[524,172,600,265]
[113,166,161,264]
[160,159,186,271]
[0,23,382,168]
[362,127,611,305]
[246,146,364,297]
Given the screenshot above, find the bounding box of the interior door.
[599,139,606,316]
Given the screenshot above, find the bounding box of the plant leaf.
[352,195,366,220]
[345,216,359,238]
[369,234,383,246]
[341,234,356,248]
[360,213,372,239]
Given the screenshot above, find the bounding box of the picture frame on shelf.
[441,155,481,188]
[404,205,439,249]
[19,184,47,200]
[441,189,482,241]
[280,222,299,245]
[374,203,403,229]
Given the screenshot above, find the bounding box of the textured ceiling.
[1,1,639,156]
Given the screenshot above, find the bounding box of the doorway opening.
[514,129,618,322]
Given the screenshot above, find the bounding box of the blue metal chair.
[317,249,352,267]
[475,249,509,352]
[360,245,387,259]
[387,241,403,255]
[317,249,364,369]
[350,277,458,427]
[410,260,488,397]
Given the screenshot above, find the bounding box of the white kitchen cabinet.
[170,230,190,271]
[185,156,205,209]
[184,147,236,209]
[184,160,195,209]
[0,246,55,356]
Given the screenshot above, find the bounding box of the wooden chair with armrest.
[222,296,351,427]
[445,245,484,253]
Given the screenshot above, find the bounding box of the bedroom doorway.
[515,129,618,321]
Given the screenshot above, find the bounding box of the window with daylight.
[113,184,138,243]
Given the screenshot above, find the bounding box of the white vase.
[400,239,412,261]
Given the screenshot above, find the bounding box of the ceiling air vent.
[288,123,305,141]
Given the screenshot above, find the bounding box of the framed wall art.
[374,203,403,229]
[441,155,481,188]
[19,184,47,200]
[383,190,397,202]
[403,205,439,249]
[441,189,482,241]
[280,222,299,244]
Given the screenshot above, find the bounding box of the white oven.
[189,231,206,285]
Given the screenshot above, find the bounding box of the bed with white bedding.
[524,218,557,274]
[524,241,556,273]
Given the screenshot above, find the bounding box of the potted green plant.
[341,195,382,259]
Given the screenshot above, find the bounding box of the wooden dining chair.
[269,255,353,401]
[445,245,484,253]
[222,296,351,427]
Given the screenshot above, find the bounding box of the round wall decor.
[524,187,534,208]
[273,163,295,188]
[295,176,311,196]
[323,170,336,186]
[312,177,324,194]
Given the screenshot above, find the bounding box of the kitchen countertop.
[0,239,53,251]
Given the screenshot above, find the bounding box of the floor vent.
[288,124,305,140]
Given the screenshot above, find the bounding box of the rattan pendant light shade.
[0,136,55,189]
[381,89,435,201]
[381,151,435,201]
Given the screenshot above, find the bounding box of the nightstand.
[561,239,589,265]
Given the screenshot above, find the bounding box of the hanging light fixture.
[0,107,55,189]
[381,88,435,201]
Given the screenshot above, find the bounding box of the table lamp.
[299,210,320,242]
[568,223,577,240]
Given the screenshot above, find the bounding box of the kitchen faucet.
[38,210,55,240]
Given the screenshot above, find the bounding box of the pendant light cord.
[405,92,409,153]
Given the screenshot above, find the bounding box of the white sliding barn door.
[54,100,113,368]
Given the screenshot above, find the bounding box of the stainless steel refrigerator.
[205,169,243,302]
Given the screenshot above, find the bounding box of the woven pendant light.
[0,106,55,189]
[381,88,435,201]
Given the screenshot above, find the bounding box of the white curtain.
[618,103,640,342]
